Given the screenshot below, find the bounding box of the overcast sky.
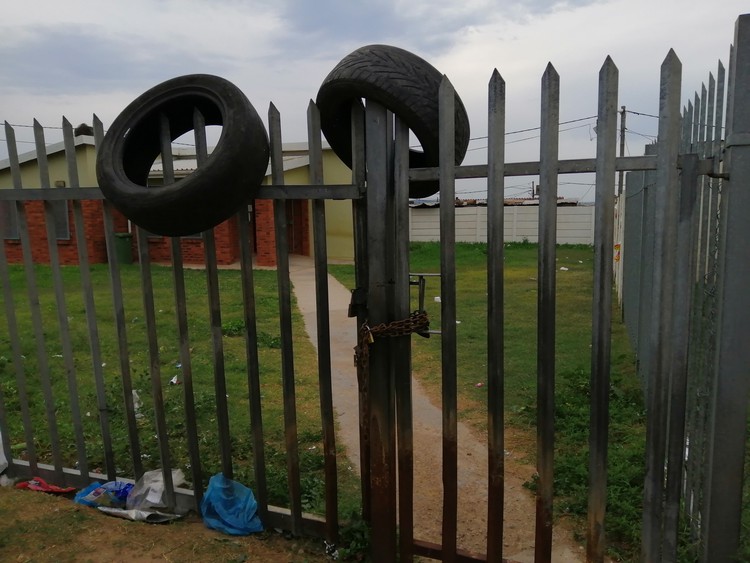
[1,0,746,200]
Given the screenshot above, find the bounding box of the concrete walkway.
[287,256,363,469]
[288,255,583,561]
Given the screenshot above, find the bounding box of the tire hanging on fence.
[96,74,269,237]
[316,44,471,198]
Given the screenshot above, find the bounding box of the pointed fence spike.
[600,55,619,76]
[306,99,321,128]
[62,118,74,147]
[92,115,105,149]
[4,121,15,141]
[660,49,683,85]
[543,61,559,79]
[438,74,455,97]
[488,70,506,112]
[33,119,45,143]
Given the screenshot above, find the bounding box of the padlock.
[362,325,374,344]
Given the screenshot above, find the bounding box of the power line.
[467,114,597,143]
[578,183,595,200]
[626,109,659,119]
[626,129,657,141]
[466,122,593,152]
[3,123,64,130]
[626,109,726,133]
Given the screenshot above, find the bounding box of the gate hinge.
[348,288,367,318]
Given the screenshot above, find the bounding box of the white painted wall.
[409,205,595,244]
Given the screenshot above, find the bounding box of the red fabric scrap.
[15,477,76,494]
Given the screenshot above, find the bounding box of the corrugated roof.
[148,153,311,178]
[148,142,327,178]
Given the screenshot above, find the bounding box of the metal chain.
[354,311,429,371]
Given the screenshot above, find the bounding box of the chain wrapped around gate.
[354,311,430,372]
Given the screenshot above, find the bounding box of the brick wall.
[254,199,277,266]
[253,199,310,267]
[4,197,310,267]
[289,200,310,257]
[137,215,241,265]
[3,200,109,265]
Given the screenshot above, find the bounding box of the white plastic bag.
[97,506,182,523]
[126,468,185,511]
[0,428,7,475]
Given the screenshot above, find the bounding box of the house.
[0,133,129,265]
[0,136,356,267]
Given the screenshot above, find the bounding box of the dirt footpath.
[290,257,585,561]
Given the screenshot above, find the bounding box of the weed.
[222,319,246,337]
[257,331,281,348]
[335,511,370,561]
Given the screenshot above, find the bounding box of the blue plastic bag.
[200,473,263,535]
[74,481,134,508]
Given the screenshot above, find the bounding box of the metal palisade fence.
[617,14,750,563]
[0,12,749,563]
[0,108,354,541]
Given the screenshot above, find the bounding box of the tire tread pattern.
[316,44,470,198]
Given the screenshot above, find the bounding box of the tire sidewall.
[97,74,268,236]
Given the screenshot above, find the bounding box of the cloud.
[1,0,747,197]
[277,0,404,53]
[431,1,743,151]
[0,0,287,91]
[0,27,226,95]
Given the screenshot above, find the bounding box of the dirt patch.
[0,486,329,562]
[407,378,585,562]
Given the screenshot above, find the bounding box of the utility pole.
[618,105,626,195]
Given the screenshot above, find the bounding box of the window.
[0,200,19,239]
[50,200,70,240]
[0,199,69,241]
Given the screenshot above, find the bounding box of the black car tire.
[316,44,470,198]
[96,74,269,236]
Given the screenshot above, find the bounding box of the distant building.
[0,140,356,266]
[408,196,594,244]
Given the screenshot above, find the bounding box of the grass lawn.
[331,241,645,560]
[0,263,360,519]
[0,243,647,559]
